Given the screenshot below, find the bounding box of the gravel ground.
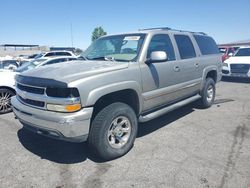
[0,77,250,188]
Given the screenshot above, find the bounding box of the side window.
[68,58,76,61]
[44,52,55,57]
[55,52,71,56]
[45,58,66,65]
[147,34,175,61]
[194,35,219,55]
[174,35,196,59]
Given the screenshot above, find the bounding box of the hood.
[224,56,250,64]
[21,60,129,83]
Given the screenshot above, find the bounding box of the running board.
[139,94,201,122]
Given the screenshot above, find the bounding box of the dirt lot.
[0,78,250,188]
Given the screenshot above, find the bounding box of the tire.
[199,78,216,108]
[88,102,138,160]
[0,88,15,114]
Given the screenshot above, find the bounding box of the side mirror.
[147,51,168,64]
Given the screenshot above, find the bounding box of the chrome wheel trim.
[206,85,214,103]
[0,91,12,113]
[107,116,132,149]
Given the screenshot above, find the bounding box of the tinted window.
[68,58,76,61]
[194,35,219,55]
[147,34,175,61]
[45,52,55,57]
[45,58,66,65]
[234,48,250,56]
[54,52,71,56]
[175,35,196,59]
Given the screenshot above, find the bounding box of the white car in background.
[222,46,250,78]
[0,56,77,114]
[33,51,76,60]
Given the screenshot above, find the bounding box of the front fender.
[86,81,143,113]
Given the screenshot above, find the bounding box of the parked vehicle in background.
[34,51,76,59]
[17,53,39,63]
[16,56,77,72]
[222,46,250,78]
[219,46,237,62]
[0,59,19,71]
[12,27,222,160]
[0,56,77,114]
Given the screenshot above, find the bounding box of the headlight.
[222,62,228,67]
[47,103,81,112]
[46,87,81,112]
[46,87,80,98]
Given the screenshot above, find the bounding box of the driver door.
[140,34,182,111]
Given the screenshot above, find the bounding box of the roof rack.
[138,27,172,31]
[139,27,207,35]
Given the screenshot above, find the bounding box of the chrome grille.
[17,83,45,94]
[16,82,46,109]
[18,95,45,107]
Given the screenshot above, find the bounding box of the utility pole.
[70,23,74,47]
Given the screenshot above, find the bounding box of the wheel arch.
[0,86,16,94]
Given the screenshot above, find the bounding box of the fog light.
[47,103,81,112]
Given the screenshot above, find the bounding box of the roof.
[99,27,208,38]
[0,44,39,47]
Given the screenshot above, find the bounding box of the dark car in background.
[0,60,19,70]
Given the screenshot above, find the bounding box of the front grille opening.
[17,83,45,95]
[46,87,80,98]
[18,95,45,107]
[230,64,250,74]
[222,70,229,74]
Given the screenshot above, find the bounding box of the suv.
[222,46,250,78]
[12,27,222,160]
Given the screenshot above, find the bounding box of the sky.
[0,0,250,49]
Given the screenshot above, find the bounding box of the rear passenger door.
[173,34,201,96]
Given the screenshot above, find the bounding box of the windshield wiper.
[78,55,88,60]
[89,56,116,62]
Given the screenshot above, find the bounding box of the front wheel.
[199,78,216,108]
[88,102,138,160]
[0,88,15,114]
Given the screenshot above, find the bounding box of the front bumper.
[11,96,93,142]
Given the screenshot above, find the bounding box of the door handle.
[173,66,180,72]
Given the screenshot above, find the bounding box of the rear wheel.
[88,102,138,160]
[0,88,15,114]
[199,78,216,108]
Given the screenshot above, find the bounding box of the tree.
[91,26,107,41]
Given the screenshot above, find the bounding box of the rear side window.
[54,52,71,56]
[175,35,196,59]
[45,58,67,65]
[44,52,55,57]
[147,34,175,61]
[194,35,219,55]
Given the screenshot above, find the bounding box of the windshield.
[81,34,146,62]
[16,59,46,72]
[234,48,250,56]
[34,53,45,59]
